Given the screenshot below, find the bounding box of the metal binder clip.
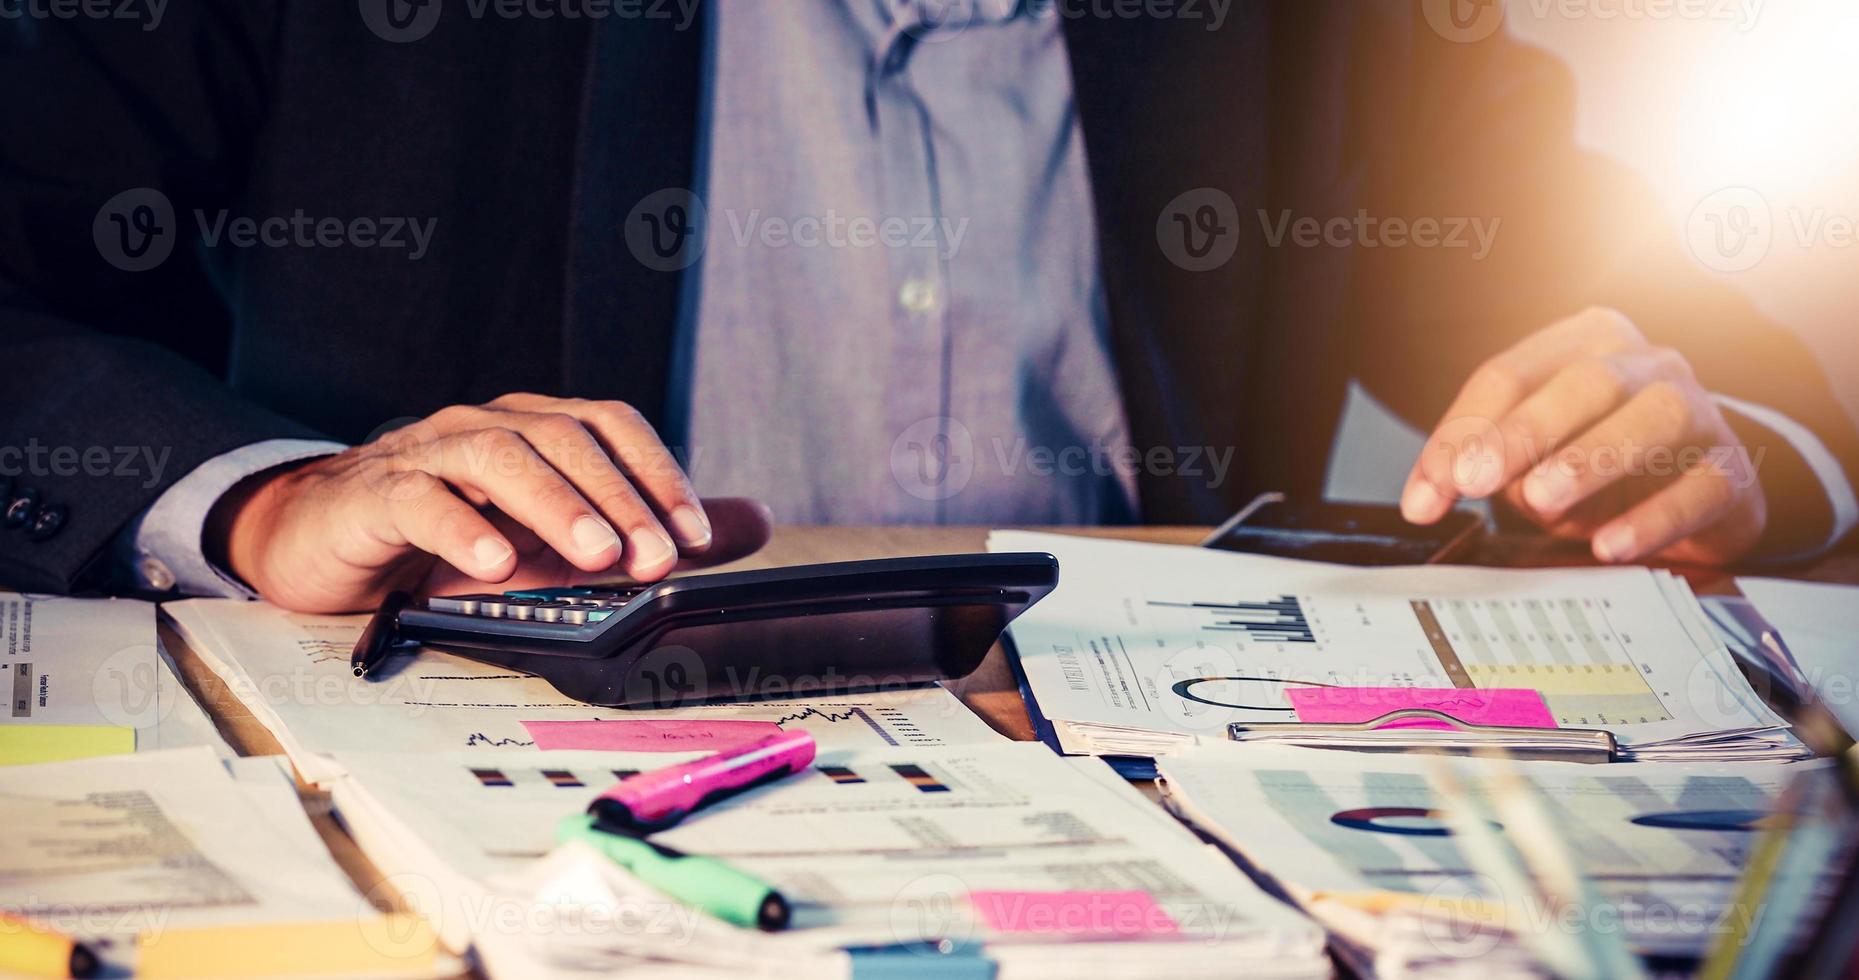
[1226,708,1620,763]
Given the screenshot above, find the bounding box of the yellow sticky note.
[137,915,440,978]
[0,725,136,766]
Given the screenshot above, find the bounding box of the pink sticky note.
[1287,687,1556,730]
[968,890,1179,938]
[520,719,784,751]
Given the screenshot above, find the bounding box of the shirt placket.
[864,0,1019,521]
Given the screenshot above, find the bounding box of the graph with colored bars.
[468,766,640,788]
[1409,596,1672,727]
[817,762,952,793]
[1148,595,1315,644]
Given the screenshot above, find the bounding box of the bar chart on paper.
[1411,596,1671,727]
[1148,595,1316,644]
[1141,590,1673,728]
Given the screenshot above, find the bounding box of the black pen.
[351,590,412,677]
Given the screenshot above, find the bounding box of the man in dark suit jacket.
[2,0,1854,612]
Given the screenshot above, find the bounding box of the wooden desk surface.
[160,526,1859,941]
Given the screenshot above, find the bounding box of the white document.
[0,593,231,756]
[165,598,1006,785]
[1736,577,1859,736]
[470,844,849,980]
[992,532,1791,759]
[0,747,375,971]
[329,742,1329,978]
[1156,742,1829,961]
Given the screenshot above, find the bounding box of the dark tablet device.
[373,552,1060,707]
[1204,496,1483,566]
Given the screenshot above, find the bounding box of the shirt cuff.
[121,438,347,597]
[1714,394,1859,557]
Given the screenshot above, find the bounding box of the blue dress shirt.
[668,0,1138,525]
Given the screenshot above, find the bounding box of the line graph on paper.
[770,705,946,747]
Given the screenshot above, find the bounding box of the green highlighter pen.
[555,814,791,931]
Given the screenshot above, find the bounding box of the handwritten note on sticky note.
[1288,688,1556,730]
[521,719,783,751]
[0,724,136,766]
[968,890,1179,937]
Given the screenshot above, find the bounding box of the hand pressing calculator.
[352,553,1059,707]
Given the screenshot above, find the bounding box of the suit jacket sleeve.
[1345,3,1859,553]
[0,1,319,593]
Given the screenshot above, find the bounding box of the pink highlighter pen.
[588,729,818,834]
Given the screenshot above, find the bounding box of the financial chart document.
[164,599,1006,785]
[2,594,157,730]
[992,532,1782,752]
[0,593,231,760]
[1157,743,1836,957]
[331,742,1326,970]
[0,750,369,937]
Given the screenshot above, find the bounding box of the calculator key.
[561,607,590,625]
[478,600,507,618]
[532,601,572,623]
[428,593,503,615]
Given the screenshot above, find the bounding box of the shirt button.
[898,278,941,316]
[140,556,176,592]
[3,487,38,527]
[26,504,65,542]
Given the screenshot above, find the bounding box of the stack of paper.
[991,532,1803,764]
[164,598,1009,786]
[1731,577,1859,739]
[0,593,232,765]
[326,742,1330,978]
[0,746,453,977]
[1154,742,1834,978]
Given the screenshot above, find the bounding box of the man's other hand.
[207,393,772,612]
[1400,308,1766,566]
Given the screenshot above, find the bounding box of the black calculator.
[368,552,1059,707]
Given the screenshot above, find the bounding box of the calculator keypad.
[423,586,647,625]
